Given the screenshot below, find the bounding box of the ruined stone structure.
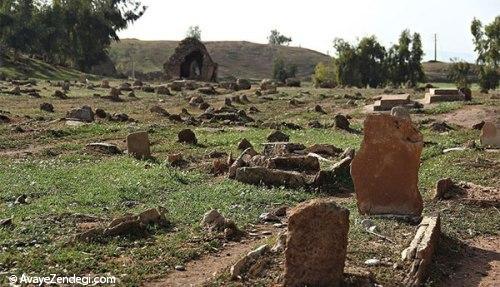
[163,38,218,82]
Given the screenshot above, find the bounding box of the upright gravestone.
[480,122,500,148]
[284,199,349,287]
[351,114,423,216]
[126,131,151,159]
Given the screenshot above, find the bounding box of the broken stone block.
[267,130,289,142]
[198,86,217,95]
[351,114,423,216]
[66,106,94,122]
[260,79,277,94]
[314,104,327,114]
[480,122,500,148]
[267,155,320,172]
[228,148,258,178]
[433,178,455,200]
[126,131,151,159]
[402,215,441,286]
[53,90,67,99]
[237,138,253,150]
[334,114,350,130]
[150,105,169,116]
[103,219,147,237]
[305,144,343,156]
[201,209,226,231]
[40,102,54,113]
[101,80,110,88]
[155,85,171,95]
[177,129,197,145]
[262,142,305,156]
[235,167,307,188]
[284,199,349,287]
[391,106,411,120]
[189,95,204,106]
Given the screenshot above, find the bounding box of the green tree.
[386,30,425,87]
[313,61,337,88]
[186,25,201,40]
[272,55,297,82]
[448,59,472,88]
[268,30,292,46]
[357,36,387,87]
[333,38,362,87]
[471,16,499,92]
[408,32,425,86]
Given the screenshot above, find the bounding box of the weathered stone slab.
[284,199,349,287]
[126,131,151,159]
[267,155,320,172]
[373,94,410,111]
[262,142,306,156]
[351,114,423,216]
[424,88,463,104]
[235,167,307,188]
[402,215,441,286]
[480,122,500,148]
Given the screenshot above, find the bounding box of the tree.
[333,38,362,87]
[0,0,147,71]
[386,30,425,87]
[268,30,292,46]
[186,25,201,40]
[313,61,337,88]
[448,59,472,88]
[272,55,297,82]
[471,16,499,92]
[357,36,387,87]
[408,32,426,86]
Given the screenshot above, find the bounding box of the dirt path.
[438,105,498,128]
[144,225,282,287]
[443,235,500,287]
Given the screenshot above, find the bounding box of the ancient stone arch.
[163,38,218,82]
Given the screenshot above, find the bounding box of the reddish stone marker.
[351,114,423,216]
[284,199,349,287]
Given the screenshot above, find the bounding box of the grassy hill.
[110,39,478,82]
[0,53,90,80]
[109,39,331,79]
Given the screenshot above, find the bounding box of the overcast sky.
[118,0,499,62]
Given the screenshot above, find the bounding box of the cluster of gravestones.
[276,114,437,286]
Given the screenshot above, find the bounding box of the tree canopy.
[268,30,292,46]
[0,0,146,71]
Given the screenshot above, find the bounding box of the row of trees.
[0,0,146,72]
[314,30,425,88]
[448,16,499,92]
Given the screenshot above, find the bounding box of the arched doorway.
[180,51,203,79]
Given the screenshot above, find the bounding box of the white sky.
[118,0,499,62]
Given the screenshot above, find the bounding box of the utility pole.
[434,34,437,62]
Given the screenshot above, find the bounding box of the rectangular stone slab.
[429,88,459,95]
[373,94,410,111]
[424,92,464,104]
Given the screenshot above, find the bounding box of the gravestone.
[480,122,500,148]
[424,88,463,104]
[351,114,423,216]
[373,94,410,111]
[126,131,151,159]
[284,198,349,287]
